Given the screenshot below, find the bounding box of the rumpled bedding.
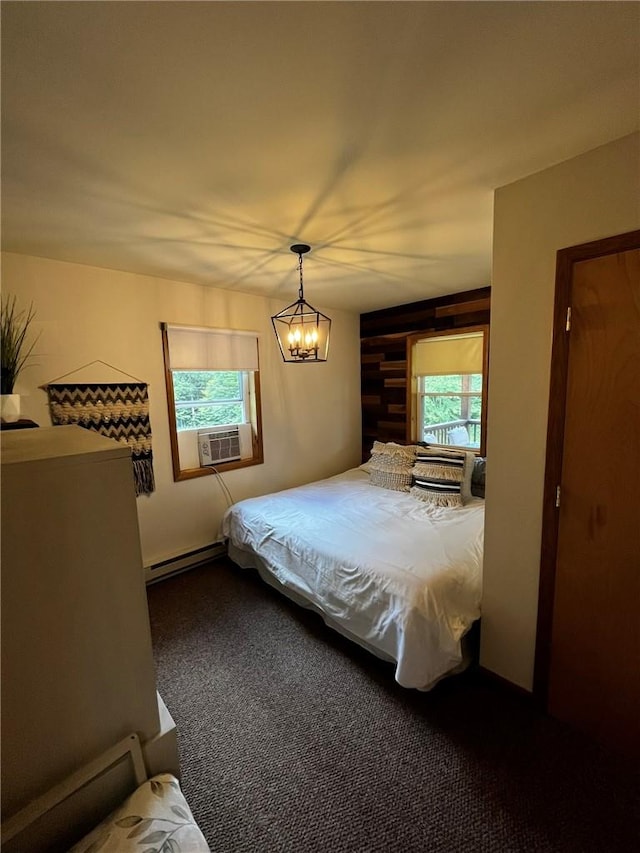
[222,468,483,689]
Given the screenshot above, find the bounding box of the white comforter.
[222,468,484,689]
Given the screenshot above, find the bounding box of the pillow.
[409,447,474,507]
[447,425,471,446]
[368,441,417,492]
[68,773,209,852]
[471,456,486,498]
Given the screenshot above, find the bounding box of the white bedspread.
[222,468,484,689]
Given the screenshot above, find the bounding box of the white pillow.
[447,425,471,446]
[68,773,210,852]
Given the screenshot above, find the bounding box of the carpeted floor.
[147,559,639,853]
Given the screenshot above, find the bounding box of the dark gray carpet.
[147,559,639,853]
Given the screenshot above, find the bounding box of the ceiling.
[2,1,638,314]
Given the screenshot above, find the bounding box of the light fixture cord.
[298,252,305,300]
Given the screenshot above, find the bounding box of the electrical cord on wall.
[210,465,235,508]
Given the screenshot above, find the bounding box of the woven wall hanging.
[47,381,156,496]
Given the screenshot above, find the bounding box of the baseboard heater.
[144,541,226,584]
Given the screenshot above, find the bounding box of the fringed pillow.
[368,441,417,492]
[410,447,474,507]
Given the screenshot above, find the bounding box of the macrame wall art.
[44,361,155,496]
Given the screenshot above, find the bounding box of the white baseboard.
[144,541,226,585]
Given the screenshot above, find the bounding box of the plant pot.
[0,394,21,423]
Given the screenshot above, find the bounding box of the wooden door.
[536,231,640,759]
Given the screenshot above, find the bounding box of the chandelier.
[271,244,331,363]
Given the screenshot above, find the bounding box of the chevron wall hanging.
[47,382,156,496]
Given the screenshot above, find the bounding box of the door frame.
[533,228,640,705]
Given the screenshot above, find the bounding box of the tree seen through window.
[421,373,482,446]
[173,371,245,430]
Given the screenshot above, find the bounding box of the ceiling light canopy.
[271,244,331,363]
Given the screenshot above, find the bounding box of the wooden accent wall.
[360,287,491,460]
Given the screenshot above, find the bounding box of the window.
[173,371,246,431]
[161,323,263,480]
[408,327,488,454]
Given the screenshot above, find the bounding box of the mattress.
[222,468,484,690]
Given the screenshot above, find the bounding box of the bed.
[222,445,485,691]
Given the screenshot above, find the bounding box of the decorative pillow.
[448,425,471,446]
[410,447,474,507]
[368,441,417,492]
[471,456,486,499]
[68,773,210,852]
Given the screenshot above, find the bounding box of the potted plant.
[0,294,39,422]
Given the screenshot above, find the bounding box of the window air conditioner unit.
[197,424,252,466]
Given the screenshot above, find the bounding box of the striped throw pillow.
[368,441,417,492]
[410,447,474,507]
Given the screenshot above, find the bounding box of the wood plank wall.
[360,287,491,460]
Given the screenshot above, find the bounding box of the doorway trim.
[533,229,640,704]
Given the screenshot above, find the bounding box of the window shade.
[412,332,483,376]
[165,325,259,371]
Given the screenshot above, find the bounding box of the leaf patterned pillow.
[68,773,209,852]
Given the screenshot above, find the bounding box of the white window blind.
[165,324,259,371]
[412,332,483,376]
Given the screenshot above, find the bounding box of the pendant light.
[271,244,331,362]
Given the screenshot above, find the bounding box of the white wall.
[1,253,362,566]
[482,132,640,690]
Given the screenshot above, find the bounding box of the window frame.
[406,325,489,456]
[161,323,264,481]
